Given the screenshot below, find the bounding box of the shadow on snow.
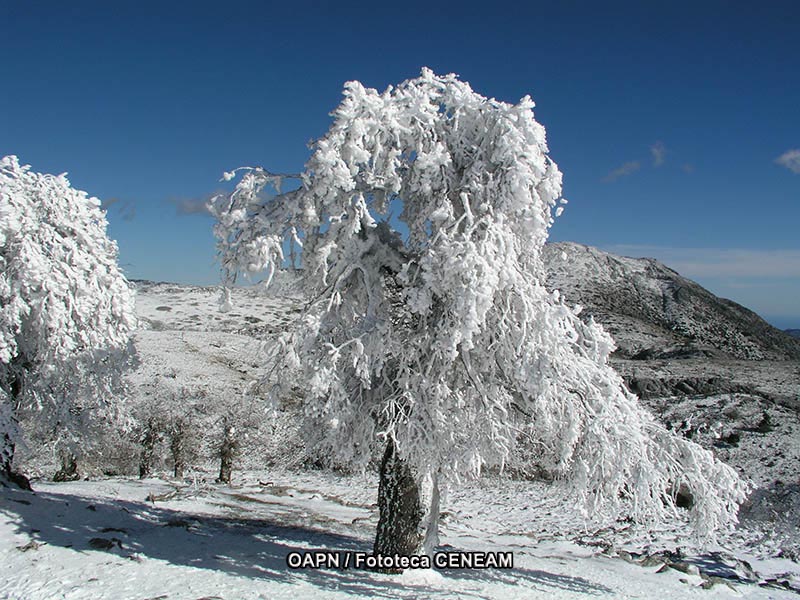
[1,483,612,597]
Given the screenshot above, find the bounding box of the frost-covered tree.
[215,414,239,485]
[210,70,748,558]
[0,156,137,488]
[136,383,205,479]
[136,406,165,479]
[168,406,197,480]
[208,390,265,485]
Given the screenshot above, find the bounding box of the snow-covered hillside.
[543,242,800,361]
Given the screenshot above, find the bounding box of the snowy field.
[3,280,800,599]
[3,470,799,600]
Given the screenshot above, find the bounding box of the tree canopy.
[1,155,137,479]
[211,69,747,538]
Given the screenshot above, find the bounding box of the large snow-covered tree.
[0,155,137,487]
[211,70,748,559]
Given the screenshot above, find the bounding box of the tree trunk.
[1,429,19,487]
[1,431,31,490]
[421,471,441,556]
[1,370,32,490]
[373,439,423,570]
[53,451,79,482]
[1,430,14,476]
[172,450,185,479]
[139,419,160,479]
[217,419,237,485]
[170,422,186,479]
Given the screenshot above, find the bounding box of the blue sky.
[2,1,798,328]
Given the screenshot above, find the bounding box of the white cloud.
[775,149,800,174]
[602,245,800,278]
[650,141,666,167]
[602,160,640,183]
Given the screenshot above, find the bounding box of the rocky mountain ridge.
[543,242,800,362]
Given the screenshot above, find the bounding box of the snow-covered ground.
[5,278,800,599]
[3,470,799,599]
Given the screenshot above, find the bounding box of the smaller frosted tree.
[0,156,137,487]
[211,70,748,559]
[207,387,265,485]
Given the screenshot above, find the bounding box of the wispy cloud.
[604,141,688,182]
[599,244,800,321]
[101,197,136,222]
[167,191,224,217]
[602,160,641,183]
[775,149,800,174]
[602,245,800,278]
[650,141,666,167]
[101,197,121,211]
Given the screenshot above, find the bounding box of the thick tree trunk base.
[53,453,79,482]
[1,468,33,491]
[373,439,423,573]
[1,433,32,490]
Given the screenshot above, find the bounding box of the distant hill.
[543,242,800,361]
[786,329,800,340]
